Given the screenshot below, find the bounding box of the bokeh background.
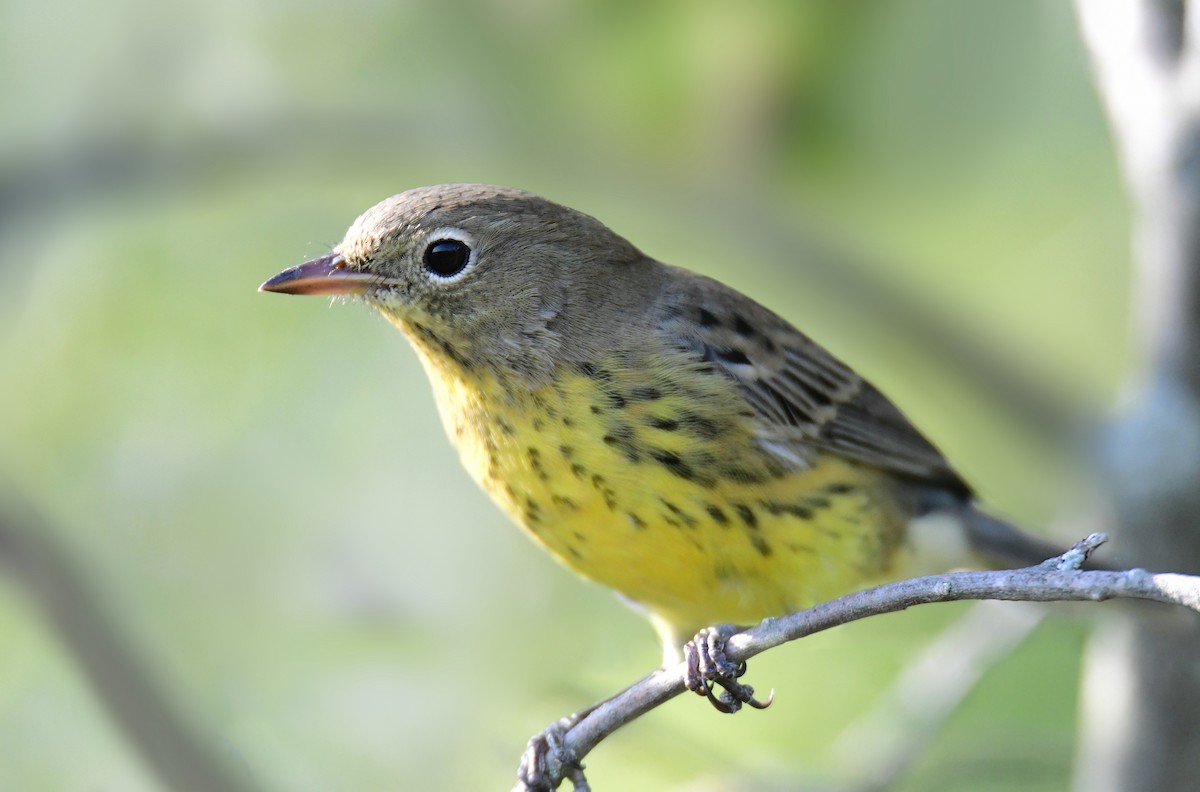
[0,1,1131,790]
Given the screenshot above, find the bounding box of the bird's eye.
[423,239,472,279]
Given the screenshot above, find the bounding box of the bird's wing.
[665,274,971,494]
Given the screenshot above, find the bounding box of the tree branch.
[515,535,1200,791]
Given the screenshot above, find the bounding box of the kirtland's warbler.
[262,183,1055,667]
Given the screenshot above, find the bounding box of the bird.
[260,183,1060,695]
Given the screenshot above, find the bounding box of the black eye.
[423,239,471,278]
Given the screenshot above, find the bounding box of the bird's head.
[261,184,645,379]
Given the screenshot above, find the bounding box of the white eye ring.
[421,227,476,282]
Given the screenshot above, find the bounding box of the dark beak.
[259,254,376,296]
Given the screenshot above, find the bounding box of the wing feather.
[663,275,971,495]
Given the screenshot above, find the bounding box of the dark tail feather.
[962,505,1113,570]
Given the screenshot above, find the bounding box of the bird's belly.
[435,368,908,632]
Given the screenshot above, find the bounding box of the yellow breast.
[417,348,908,638]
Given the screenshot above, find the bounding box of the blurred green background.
[0,1,1130,790]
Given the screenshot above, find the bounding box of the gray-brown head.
[261,184,651,378]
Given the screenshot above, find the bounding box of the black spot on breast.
[652,450,688,476]
[749,534,772,557]
[705,504,729,526]
[523,496,542,526]
[601,422,640,463]
[661,499,698,528]
[681,413,723,439]
[590,405,603,415]
[652,450,715,488]
[526,447,548,481]
[609,393,627,409]
[554,495,579,511]
[734,503,758,529]
[627,512,647,530]
[559,445,574,459]
[570,463,587,478]
[591,474,618,509]
[697,308,721,327]
[648,416,679,431]
[764,501,813,520]
[496,417,515,436]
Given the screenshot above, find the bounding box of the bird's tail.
[906,487,1111,574]
[960,504,1111,570]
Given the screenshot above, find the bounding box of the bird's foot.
[515,715,590,792]
[683,624,774,714]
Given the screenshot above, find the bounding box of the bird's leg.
[683,625,774,714]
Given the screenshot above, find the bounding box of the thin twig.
[515,534,1200,791]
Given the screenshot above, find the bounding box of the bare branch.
[515,535,1200,791]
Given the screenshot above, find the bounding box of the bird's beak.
[259,253,376,296]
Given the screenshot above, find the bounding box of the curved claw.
[746,688,775,710]
[700,676,740,714]
[683,624,775,714]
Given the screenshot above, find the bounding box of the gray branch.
[514,535,1200,791]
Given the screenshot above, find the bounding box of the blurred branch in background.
[831,601,1046,792]
[0,485,262,792]
[1075,1,1200,790]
